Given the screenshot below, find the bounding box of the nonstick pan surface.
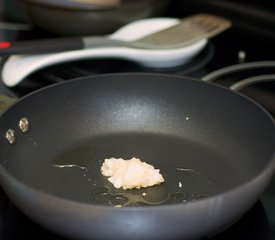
[0,73,274,239]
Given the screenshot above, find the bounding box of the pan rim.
[0,72,274,210]
[2,72,275,125]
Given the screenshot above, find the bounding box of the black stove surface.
[0,1,275,239]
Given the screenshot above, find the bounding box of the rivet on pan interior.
[19,117,30,133]
[5,129,16,145]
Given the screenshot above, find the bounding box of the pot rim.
[23,0,163,11]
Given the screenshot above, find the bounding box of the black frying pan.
[0,73,274,239]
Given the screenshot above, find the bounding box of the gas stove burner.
[202,61,275,87]
[13,42,214,93]
[202,61,275,117]
[230,74,275,91]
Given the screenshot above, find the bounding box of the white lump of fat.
[101,157,164,190]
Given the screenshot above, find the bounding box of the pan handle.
[0,95,17,113]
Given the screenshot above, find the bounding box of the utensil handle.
[0,38,84,56]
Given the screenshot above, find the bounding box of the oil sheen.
[50,133,239,206]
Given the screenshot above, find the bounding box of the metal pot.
[21,0,172,36]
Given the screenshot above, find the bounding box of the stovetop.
[0,1,275,239]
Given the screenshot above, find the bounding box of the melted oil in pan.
[49,134,236,207]
[90,167,216,207]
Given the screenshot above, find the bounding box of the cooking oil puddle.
[90,167,215,207]
[51,144,98,180]
[91,186,171,207]
[53,164,88,172]
[51,145,216,207]
[51,145,96,166]
[176,168,216,184]
[91,184,213,207]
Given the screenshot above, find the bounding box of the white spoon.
[1,18,207,87]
